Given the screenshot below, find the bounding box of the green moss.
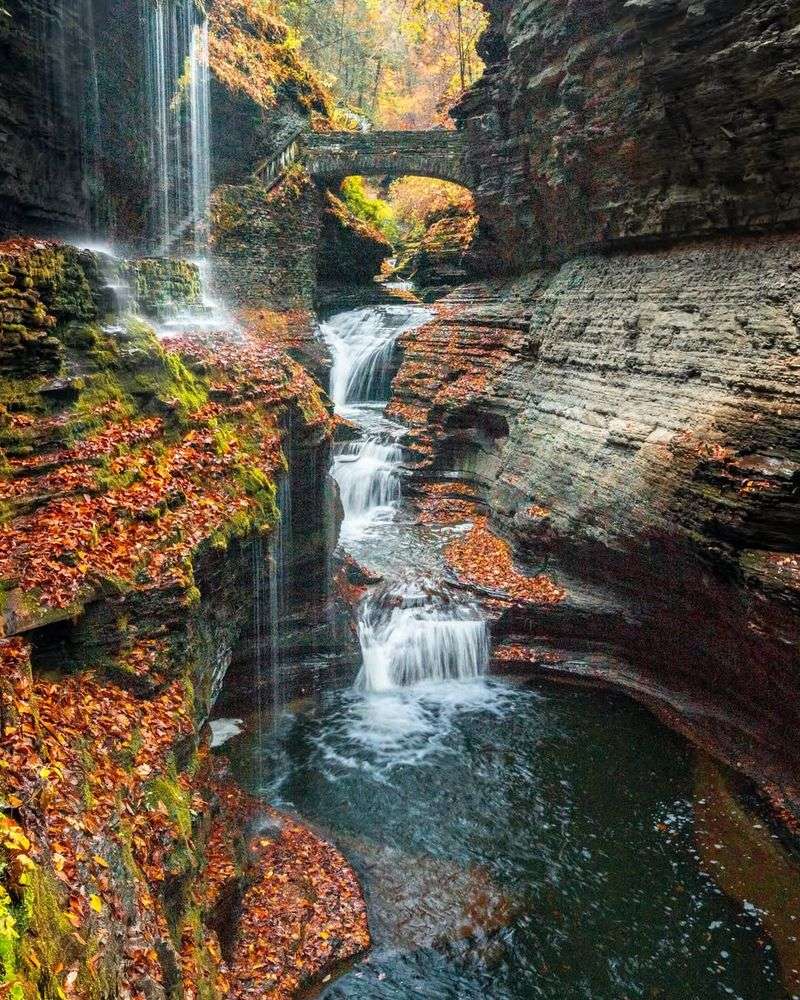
[120,259,202,320]
[0,885,23,1000]
[0,378,45,413]
[180,906,220,1000]
[0,859,78,1000]
[158,351,208,420]
[146,770,192,842]
[115,727,144,773]
[71,373,136,433]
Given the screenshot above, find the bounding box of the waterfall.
[143,0,212,255]
[251,469,293,777]
[252,533,266,788]
[321,305,432,409]
[189,20,211,256]
[268,474,293,721]
[322,303,431,536]
[356,581,489,692]
[333,438,403,529]
[321,300,491,696]
[32,0,102,228]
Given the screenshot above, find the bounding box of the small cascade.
[321,305,432,409]
[142,0,212,256]
[333,438,403,528]
[356,581,489,692]
[155,258,239,339]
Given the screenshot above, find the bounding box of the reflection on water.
[695,757,800,998]
[221,682,791,1000]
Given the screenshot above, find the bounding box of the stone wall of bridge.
[304,131,472,188]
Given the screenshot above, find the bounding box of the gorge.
[0,1,799,999]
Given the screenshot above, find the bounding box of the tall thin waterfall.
[356,581,489,692]
[33,0,103,227]
[189,20,211,256]
[143,0,212,255]
[268,475,293,720]
[252,533,266,788]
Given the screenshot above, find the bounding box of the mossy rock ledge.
[0,240,364,999]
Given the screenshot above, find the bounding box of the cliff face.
[391,0,800,810]
[455,0,800,272]
[392,238,800,807]
[0,1,91,237]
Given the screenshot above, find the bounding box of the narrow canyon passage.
[213,295,796,1000]
[2,0,799,997]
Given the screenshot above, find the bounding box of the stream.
[215,298,796,1000]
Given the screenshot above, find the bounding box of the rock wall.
[210,174,324,311]
[455,0,800,272]
[0,1,91,237]
[318,191,393,286]
[383,0,800,814]
[390,235,800,809]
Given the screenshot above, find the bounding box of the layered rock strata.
[455,0,800,272]
[389,235,800,812]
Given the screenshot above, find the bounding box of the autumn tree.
[276,0,487,127]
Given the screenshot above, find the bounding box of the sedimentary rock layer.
[455,0,800,271]
[0,241,359,998]
[389,234,800,807]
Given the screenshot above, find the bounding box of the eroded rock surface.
[0,241,363,999]
[455,0,800,271]
[389,235,800,811]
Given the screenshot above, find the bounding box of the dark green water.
[219,678,791,1000]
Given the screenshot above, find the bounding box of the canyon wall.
[0,1,92,236]
[455,0,800,272]
[0,240,365,997]
[392,0,800,806]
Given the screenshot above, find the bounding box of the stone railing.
[252,129,306,191]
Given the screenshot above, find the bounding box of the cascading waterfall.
[356,581,489,693]
[143,0,212,255]
[334,438,402,528]
[322,304,431,536]
[322,305,432,410]
[322,300,491,693]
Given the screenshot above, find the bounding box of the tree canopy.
[277,0,487,128]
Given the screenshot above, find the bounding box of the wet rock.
[318,191,392,286]
[389,236,800,807]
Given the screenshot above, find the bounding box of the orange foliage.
[415,483,479,526]
[209,0,330,113]
[0,637,196,989]
[444,517,565,604]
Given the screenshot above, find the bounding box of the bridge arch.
[303,131,473,190]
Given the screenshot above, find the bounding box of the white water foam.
[356,580,489,692]
[321,304,432,409]
[333,436,403,541]
[209,718,244,748]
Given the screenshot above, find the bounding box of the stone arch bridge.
[255,130,473,190]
